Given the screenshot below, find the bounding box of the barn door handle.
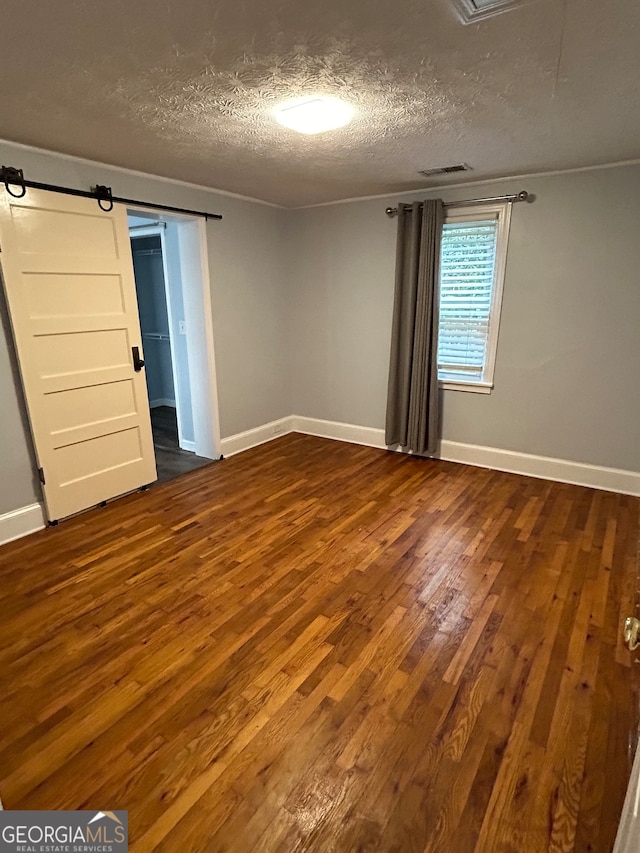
[132,346,145,372]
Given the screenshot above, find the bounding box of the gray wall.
[0,141,290,514]
[208,192,290,439]
[0,292,40,511]
[288,166,640,473]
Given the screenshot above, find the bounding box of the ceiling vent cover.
[419,164,471,178]
[452,0,533,24]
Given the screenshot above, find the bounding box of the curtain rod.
[1,166,223,221]
[385,190,530,218]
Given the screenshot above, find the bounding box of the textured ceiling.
[1,0,639,207]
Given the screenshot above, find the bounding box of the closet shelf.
[142,332,170,341]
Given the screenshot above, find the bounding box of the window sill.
[439,380,493,394]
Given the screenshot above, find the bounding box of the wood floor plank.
[0,432,637,852]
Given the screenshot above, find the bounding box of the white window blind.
[437,212,503,387]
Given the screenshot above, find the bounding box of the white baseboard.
[220,417,294,457]
[224,414,639,497]
[150,398,176,409]
[179,439,197,453]
[0,503,46,546]
[438,439,640,497]
[292,415,387,450]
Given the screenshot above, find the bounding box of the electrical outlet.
[179,320,186,335]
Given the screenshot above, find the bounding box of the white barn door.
[0,186,156,521]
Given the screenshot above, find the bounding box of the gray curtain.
[385,199,444,455]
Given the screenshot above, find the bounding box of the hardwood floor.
[0,433,637,852]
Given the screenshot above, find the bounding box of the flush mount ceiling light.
[274,97,354,135]
[452,0,533,24]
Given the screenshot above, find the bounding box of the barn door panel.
[0,187,156,521]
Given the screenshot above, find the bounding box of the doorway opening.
[128,211,221,483]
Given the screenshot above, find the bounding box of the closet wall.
[131,235,175,409]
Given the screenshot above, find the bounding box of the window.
[437,202,511,394]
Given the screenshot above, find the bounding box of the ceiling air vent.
[418,164,471,178]
[452,0,533,24]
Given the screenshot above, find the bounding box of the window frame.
[437,200,512,394]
